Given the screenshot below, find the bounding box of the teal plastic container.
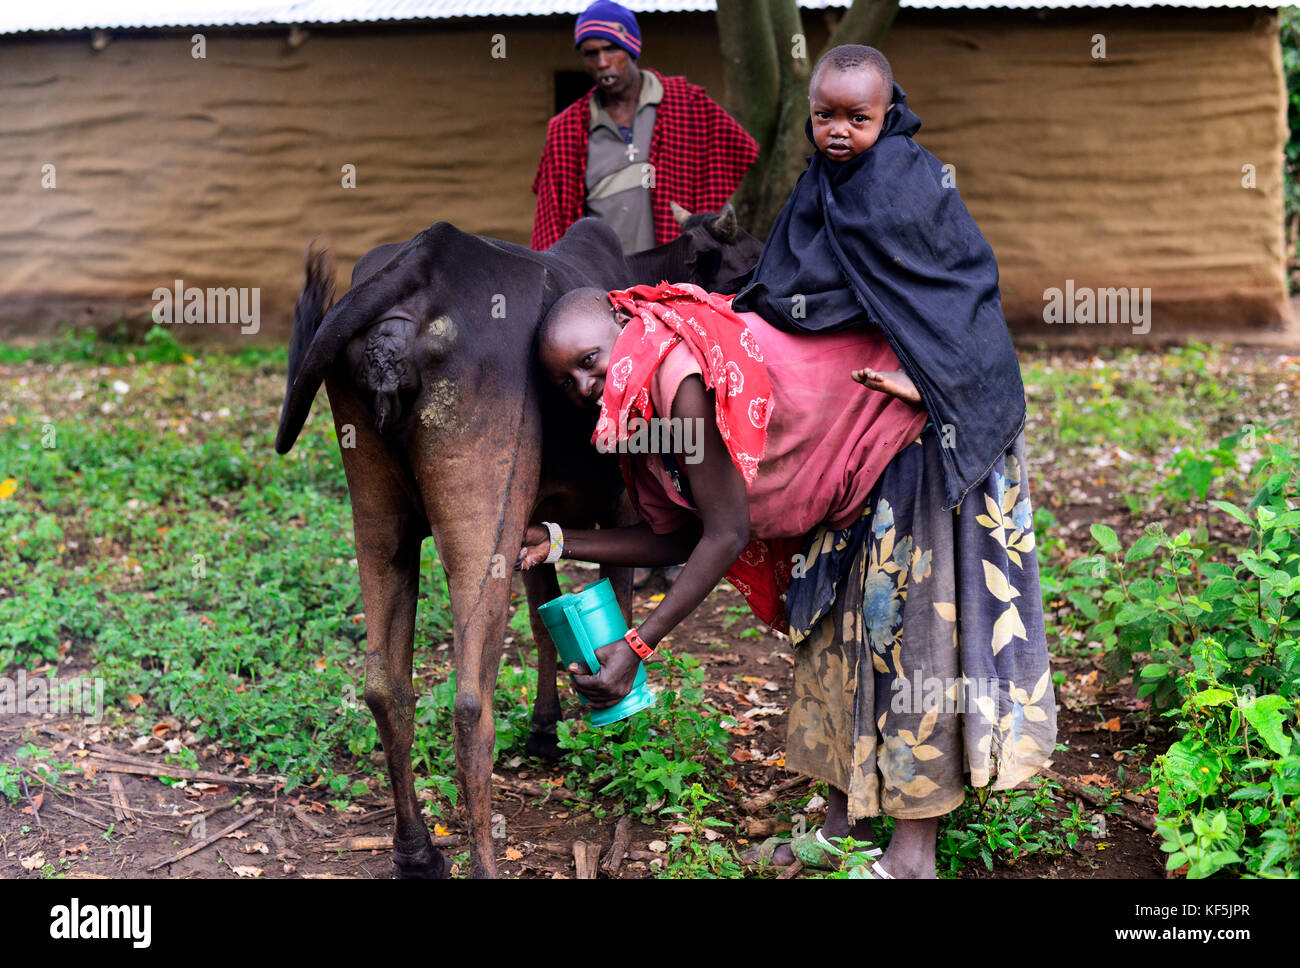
[537,578,657,727]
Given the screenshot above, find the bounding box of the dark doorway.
[555,70,594,114]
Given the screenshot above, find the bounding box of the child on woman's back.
[802,48,921,405]
[733,44,1017,427]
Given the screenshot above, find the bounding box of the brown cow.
[274,208,759,878]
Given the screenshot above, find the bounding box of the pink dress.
[628,309,929,539]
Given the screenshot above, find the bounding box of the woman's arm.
[533,520,703,569]
[562,374,752,707]
[632,374,751,647]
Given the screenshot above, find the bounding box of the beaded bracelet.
[542,521,564,565]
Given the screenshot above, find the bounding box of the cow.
[274,206,760,878]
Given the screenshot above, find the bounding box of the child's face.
[809,67,894,163]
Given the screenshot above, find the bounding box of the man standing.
[531,0,759,253]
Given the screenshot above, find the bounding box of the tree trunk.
[718,0,900,239]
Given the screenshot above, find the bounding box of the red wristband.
[624,627,655,661]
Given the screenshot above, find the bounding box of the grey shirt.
[585,69,663,254]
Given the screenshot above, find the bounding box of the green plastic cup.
[537,578,657,727]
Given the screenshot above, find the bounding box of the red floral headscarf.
[593,281,802,632]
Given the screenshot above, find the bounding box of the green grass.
[0,328,448,796]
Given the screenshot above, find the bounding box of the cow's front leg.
[601,490,640,627]
[522,564,563,760]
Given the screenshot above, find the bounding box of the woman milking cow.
[518,37,1058,878]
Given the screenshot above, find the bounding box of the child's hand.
[517,525,551,570]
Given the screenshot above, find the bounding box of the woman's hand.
[517,524,551,571]
[569,639,642,708]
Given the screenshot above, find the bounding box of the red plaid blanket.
[530,69,758,250]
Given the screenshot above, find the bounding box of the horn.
[670,201,692,227]
[711,202,738,241]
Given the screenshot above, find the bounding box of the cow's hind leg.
[358,523,442,878]
[329,382,442,878]
[418,419,541,878]
[429,504,533,878]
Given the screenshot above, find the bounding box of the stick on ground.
[107,774,135,822]
[20,776,42,828]
[292,806,329,835]
[145,808,263,872]
[741,776,809,814]
[600,816,632,878]
[573,840,600,880]
[322,834,461,852]
[1043,768,1155,832]
[88,753,278,789]
[491,775,584,802]
[777,859,804,880]
[45,800,111,831]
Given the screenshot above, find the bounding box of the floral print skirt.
[783,427,1057,821]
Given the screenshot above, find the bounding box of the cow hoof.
[525,730,562,762]
[392,842,448,879]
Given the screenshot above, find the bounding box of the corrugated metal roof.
[0,0,1277,36]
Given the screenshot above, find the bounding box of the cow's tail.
[276,240,335,453]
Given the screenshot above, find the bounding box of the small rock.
[1091,813,1107,839]
[648,840,667,853]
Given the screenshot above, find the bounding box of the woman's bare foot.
[852,367,922,406]
[866,818,939,879]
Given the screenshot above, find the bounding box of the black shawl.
[732,83,1026,510]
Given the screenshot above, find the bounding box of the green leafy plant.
[1159,428,1245,507]
[164,746,200,772]
[1067,441,1299,877]
[557,648,731,818]
[656,783,740,878]
[937,779,1096,873]
[0,764,20,802]
[411,655,540,812]
[1150,646,1299,878]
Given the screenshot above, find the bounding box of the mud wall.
[0,8,1288,342]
